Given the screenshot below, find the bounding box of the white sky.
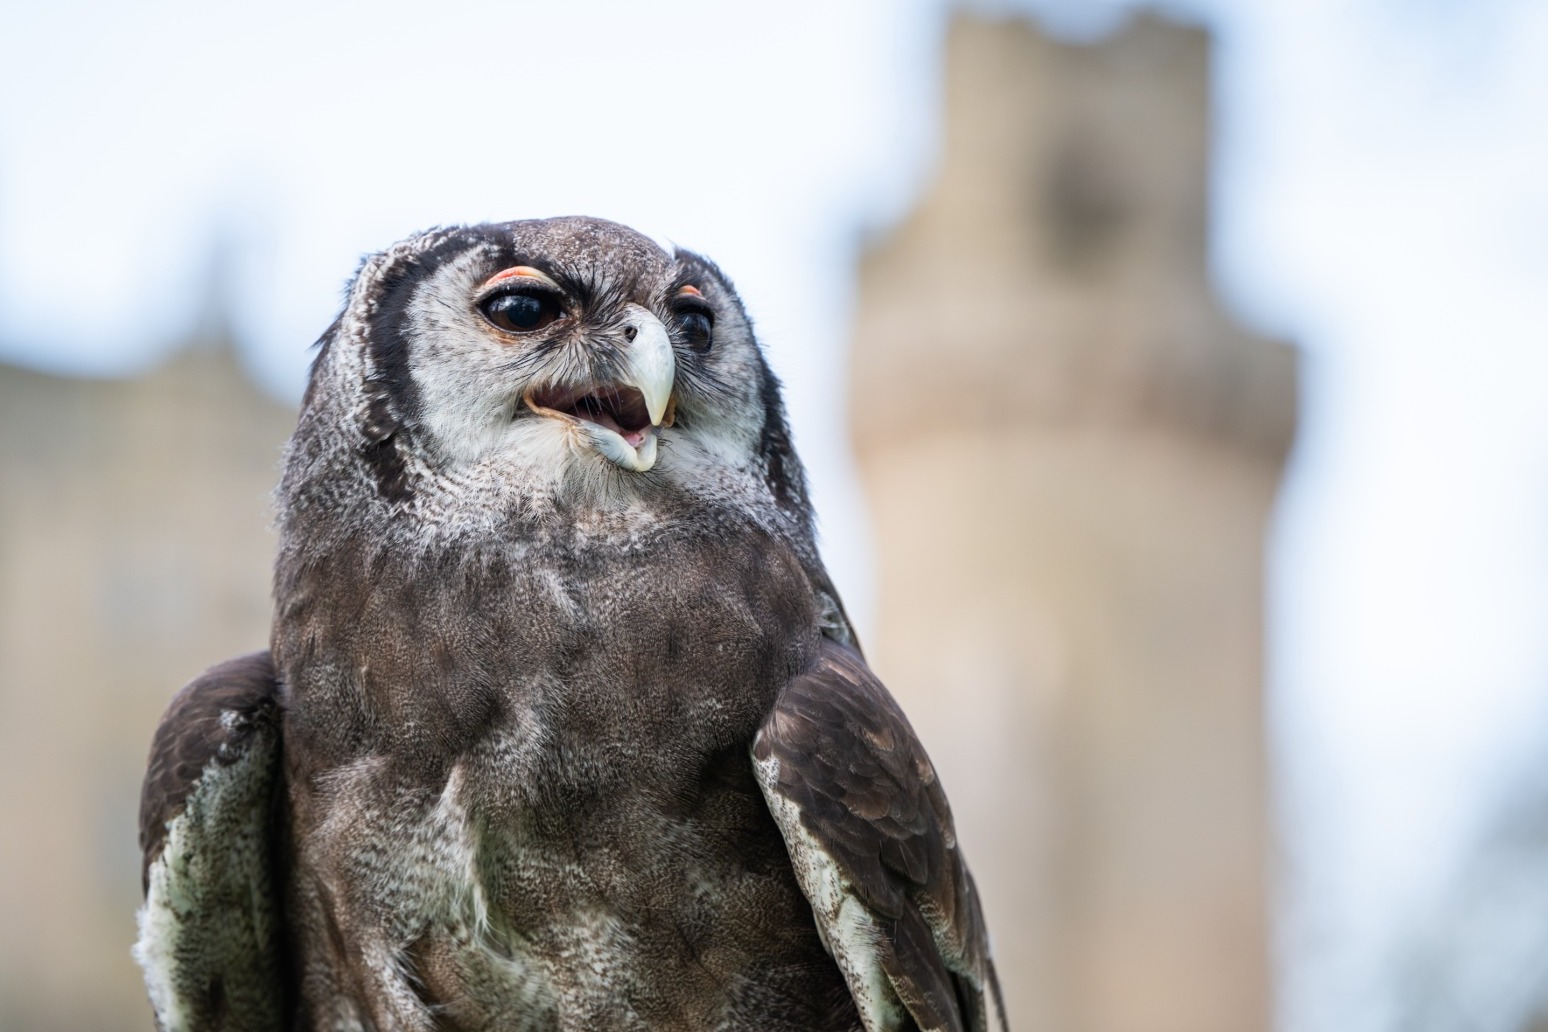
[1195,3,1548,1029]
[3,1,1546,1029]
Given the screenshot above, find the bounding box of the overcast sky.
[3,1,1547,1029]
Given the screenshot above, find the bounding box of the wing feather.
[753,641,1006,1032]
[135,652,287,1032]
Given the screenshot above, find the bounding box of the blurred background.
[1,1,1546,1030]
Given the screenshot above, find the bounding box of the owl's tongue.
[552,386,654,447]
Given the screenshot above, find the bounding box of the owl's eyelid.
[479,282,566,304]
[669,296,715,320]
[482,265,561,291]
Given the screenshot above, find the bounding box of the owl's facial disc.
[521,304,676,472]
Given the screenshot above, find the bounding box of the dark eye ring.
[481,291,564,334]
[679,309,713,352]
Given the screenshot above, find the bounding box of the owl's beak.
[521,306,677,473]
[619,305,676,431]
[583,307,675,471]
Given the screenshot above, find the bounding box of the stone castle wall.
[0,342,293,1030]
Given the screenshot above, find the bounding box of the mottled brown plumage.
[755,644,1002,1032]
[136,217,1005,1031]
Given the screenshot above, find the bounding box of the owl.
[135,217,1006,1032]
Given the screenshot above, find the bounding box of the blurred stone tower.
[849,14,1296,1032]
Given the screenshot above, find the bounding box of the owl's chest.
[280,517,821,784]
[486,525,820,767]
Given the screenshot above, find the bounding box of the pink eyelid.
[482,266,548,289]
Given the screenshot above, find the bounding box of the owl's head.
[284,218,807,526]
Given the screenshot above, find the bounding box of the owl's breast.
[277,513,822,789]
[498,519,822,780]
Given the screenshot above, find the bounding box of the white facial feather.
[335,236,786,530]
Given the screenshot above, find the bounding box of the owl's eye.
[678,309,713,352]
[481,291,563,333]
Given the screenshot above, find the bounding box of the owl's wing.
[752,640,1007,1032]
[135,652,287,1032]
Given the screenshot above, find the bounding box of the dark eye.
[481,292,563,333]
[679,309,713,352]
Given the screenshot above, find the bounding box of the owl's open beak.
[522,306,676,472]
[619,306,675,430]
